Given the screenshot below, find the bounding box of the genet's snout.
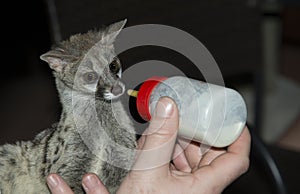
[111,84,124,96]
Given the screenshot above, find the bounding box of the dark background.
[0,0,300,193]
[0,0,58,143]
[0,0,262,144]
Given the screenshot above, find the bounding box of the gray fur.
[0,19,136,194]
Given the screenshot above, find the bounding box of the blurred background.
[0,0,299,193]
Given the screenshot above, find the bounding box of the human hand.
[116,97,251,194]
[47,97,251,194]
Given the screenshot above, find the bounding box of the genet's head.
[40,19,127,101]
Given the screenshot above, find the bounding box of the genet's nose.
[111,84,123,96]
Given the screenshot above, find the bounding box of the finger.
[227,126,251,157]
[47,174,74,194]
[132,97,179,176]
[194,127,251,188]
[82,173,109,194]
[198,147,226,168]
[178,138,202,169]
[172,144,192,173]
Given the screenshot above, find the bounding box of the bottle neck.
[136,76,167,121]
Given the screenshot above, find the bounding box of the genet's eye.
[83,72,98,84]
[109,60,120,74]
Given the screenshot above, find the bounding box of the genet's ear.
[102,19,127,45]
[40,48,78,72]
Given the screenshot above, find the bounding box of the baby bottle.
[128,76,247,147]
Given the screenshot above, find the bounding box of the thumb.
[132,97,179,175]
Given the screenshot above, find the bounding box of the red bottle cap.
[136,76,167,121]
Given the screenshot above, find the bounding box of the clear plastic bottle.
[128,76,247,147]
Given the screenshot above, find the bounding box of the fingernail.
[155,98,174,118]
[47,174,59,188]
[82,174,99,191]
